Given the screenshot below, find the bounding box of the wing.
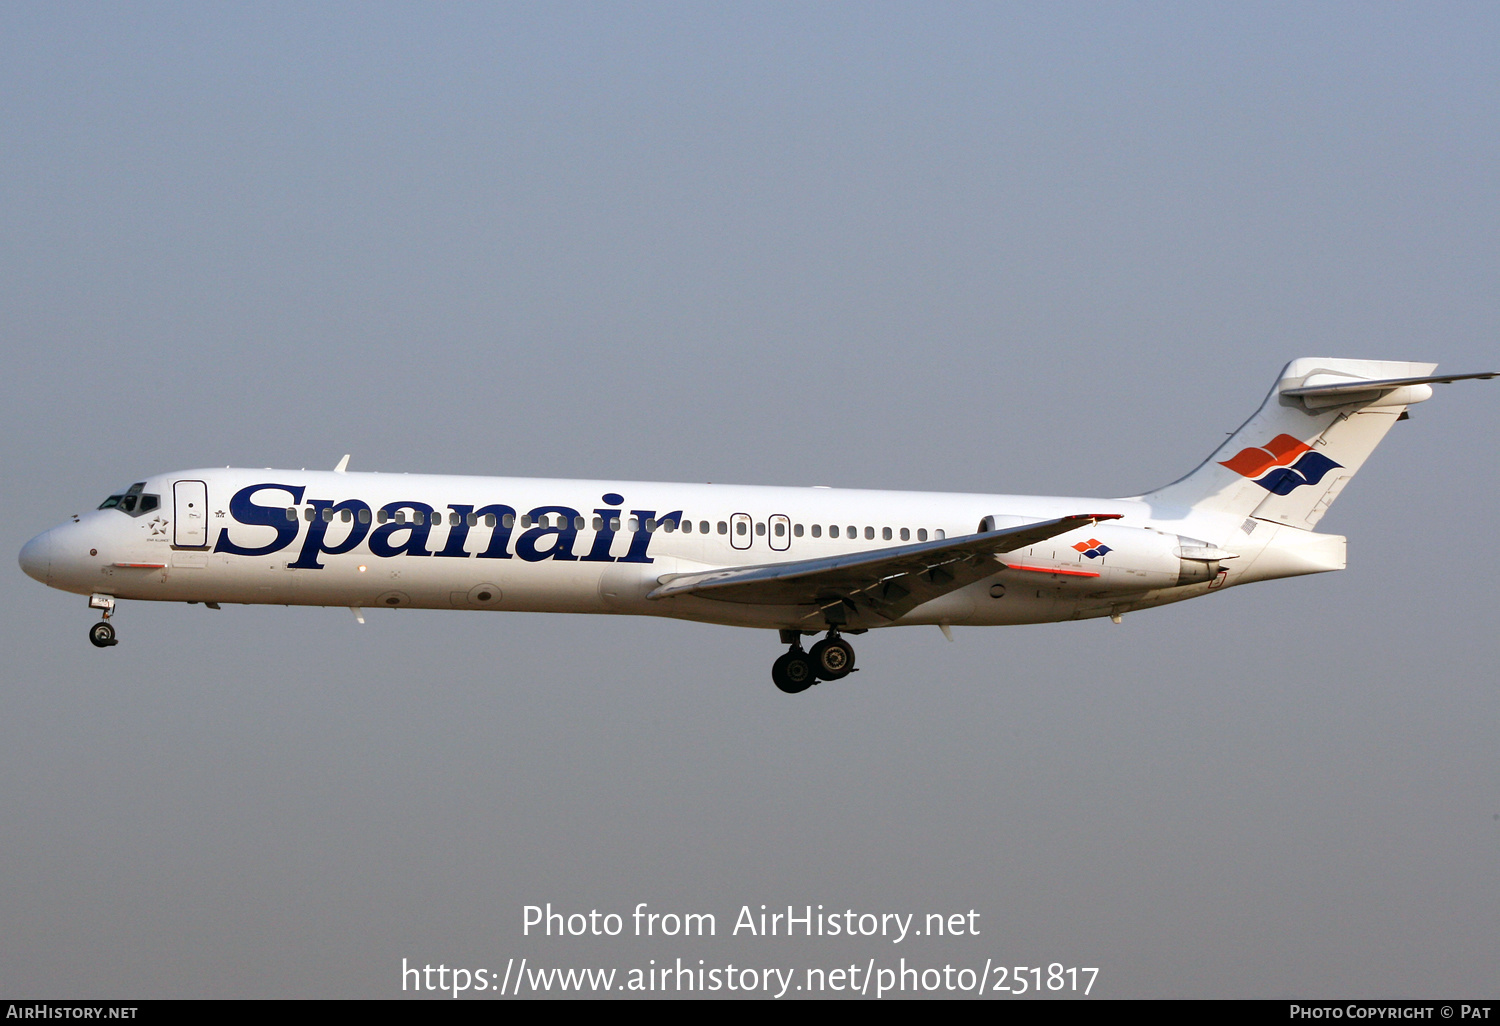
[649,513,1122,624]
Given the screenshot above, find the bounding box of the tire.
[808,637,854,680]
[771,652,815,694]
[89,622,117,648]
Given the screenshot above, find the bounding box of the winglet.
[334,454,351,474]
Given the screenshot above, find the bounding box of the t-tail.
[1141,358,1495,530]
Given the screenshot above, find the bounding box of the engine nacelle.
[981,517,1234,592]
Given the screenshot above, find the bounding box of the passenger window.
[520,515,531,528]
[341,509,352,523]
[882,527,891,540]
[502,513,514,529]
[863,526,874,540]
[793,524,803,537]
[681,520,691,534]
[755,522,765,536]
[718,521,728,535]
[305,508,316,522]
[610,517,621,531]
[699,521,709,534]
[593,516,603,530]
[918,529,928,542]
[360,509,372,524]
[735,521,747,536]
[811,524,822,538]
[467,513,478,527]
[629,517,640,532]
[395,511,407,525]
[448,512,458,526]
[830,525,840,539]
[286,507,297,522]
[574,516,584,530]
[774,522,785,537]
[485,514,497,528]
[935,529,945,540]
[377,510,389,524]
[900,527,909,541]
[663,519,675,533]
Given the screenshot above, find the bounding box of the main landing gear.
[771,629,857,694]
[88,593,119,648]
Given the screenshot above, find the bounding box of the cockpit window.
[99,482,161,518]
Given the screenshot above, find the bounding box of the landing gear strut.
[770,629,858,694]
[88,593,119,648]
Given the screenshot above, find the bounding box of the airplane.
[17,358,1494,693]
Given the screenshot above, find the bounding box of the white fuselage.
[19,467,1344,632]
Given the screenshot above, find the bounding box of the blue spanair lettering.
[581,498,622,562]
[515,506,582,562]
[435,504,475,558]
[618,509,656,564]
[473,504,517,559]
[215,483,306,557]
[617,509,681,564]
[289,499,373,569]
[369,502,435,558]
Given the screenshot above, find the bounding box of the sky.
[2,1,1496,1000]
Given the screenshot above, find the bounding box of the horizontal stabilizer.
[1282,371,1496,398]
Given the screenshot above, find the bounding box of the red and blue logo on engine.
[1072,538,1111,559]
[1219,434,1342,495]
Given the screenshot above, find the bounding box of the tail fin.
[1142,358,1475,529]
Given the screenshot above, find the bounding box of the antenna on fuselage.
[334,454,351,473]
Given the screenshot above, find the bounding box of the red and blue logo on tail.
[1219,434,1341,495]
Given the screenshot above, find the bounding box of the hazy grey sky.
[3,2,1496,999]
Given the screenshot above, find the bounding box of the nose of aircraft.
[19,529,54,585]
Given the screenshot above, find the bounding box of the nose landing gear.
[770,629,858,694]
[87,593,119,648]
